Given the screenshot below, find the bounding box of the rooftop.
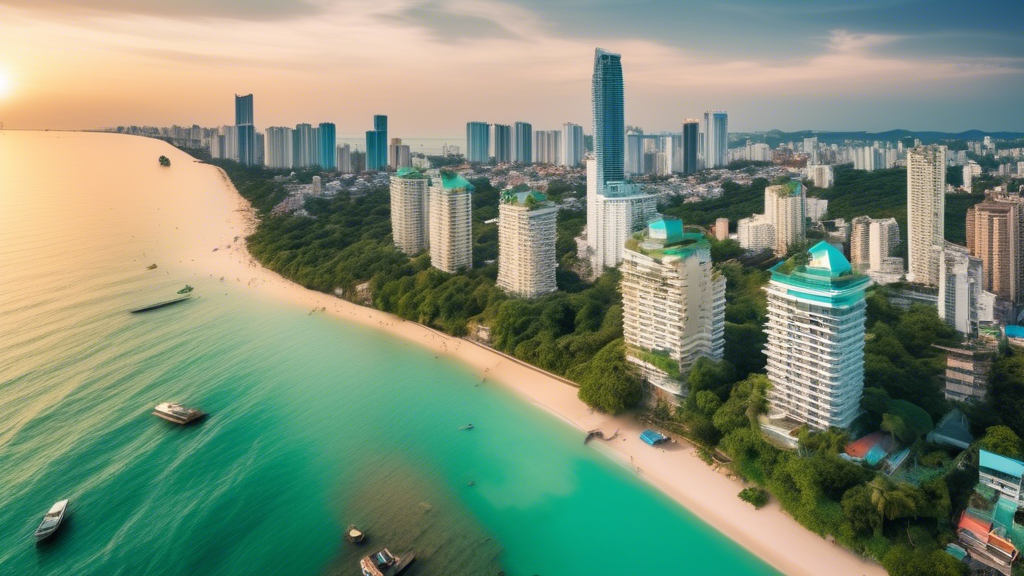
[626,217,708,261]
[980,449,1024,479]
[395,167,426,179]
[770,241,870,299]
[434,171,474,192]
[500,189,549,208]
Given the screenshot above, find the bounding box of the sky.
[0,0,1022,135]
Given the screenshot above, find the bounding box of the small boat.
[458,424,473,431]
[147,263,158,270]
[177,285,194,294]
[359,549,415,576]
[152,402,205,425]
[129,295,191,313]
[346,525,366,544]
[35,500,68,542]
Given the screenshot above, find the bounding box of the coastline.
[199,163,886,576]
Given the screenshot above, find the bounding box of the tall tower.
[513,121,533,164]
[390,168,431,255]
[592,48,624,190]
[967,196,1023,305]
[466,122,491,163]
[493,124,512,163]
[906,146,946,286]
[318,123,336,170]
[373,115,388,169]
[235,94,256,165]
[561,122,585,167]
[702,111,728,169]
[428,171,475,273]
[681,119,699,174]
[497,190,558,298]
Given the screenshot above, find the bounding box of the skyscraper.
[561,122,585,167]
[939,244,983,337]
[428,170,475,273]
[764,181,806,256]
[318,123,336,169]
[466,122,490,163]
[513,121,532,164]
[265,126,293,169]
[373,115,388,169]
[765,242,870,430]
[497,190,558,298]
[589,179,658,270]
[681,119,699,174]
[493,124,512,163]
[293,123,313,168]
[625,129,644,176]
[906,146,946,286]
[235,94,256,166]
[336,144,352,173]
[389,138,411,170]
[390,167,430,255]
[534,130,561,165]
[967,195,1023,305]
[592,48,624,189]
[702,111,728,169]
[621,217,726,399]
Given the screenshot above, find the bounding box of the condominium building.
[336,144,352,173]
[939,244,983,337]
[963,161,982,193]
[534,130,561,165]
[561,122,585,167]
[737,214,775,253]
[366,115,388,170]
[587,165,658,270]
[389,138,411,170]
[764,181,806,256]
[318,123,336,169]
[626,129,645,176]
[265,126,294,169]
[621,217,726,399]
[806,197,829,222]
[513,121,532,164]
[293,123,314,168]
[935,343,996,403]
[764,241,870,430]
[807,164,834,188]
[493,124,512,163]
[849,216,902,285]
[967,195,1023,305]
[592,48,624,190]
[681,119,699,174]
[390,167,431,255]
[235,94,256,166]
[714,218,729,241]
[466,121,490,163]
[906,146,946,286]
[497,190,557,298]
[428,171,474,273]
[702,111,728,169]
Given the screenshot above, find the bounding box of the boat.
[359,549,415,576]
[345,525,366,544]
[458,424,473,431]
[129,295,191,313]
[35,500,68,542]
[177,285,193,294]
[147,263,158,270]
[152,402,206,425]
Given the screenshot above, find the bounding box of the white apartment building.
[906,146,946,286]
[621,217,726,399]
[806,197,829,222]
[939,243,983,337]
[497,190,558,298]
[963,161,982,193]
[764,181,806,256]
[737,214,775,253]
[806,164,834,188]
[428,171,474,273]
[849,216,902,284]
[390,168,431,255]
[586,159,658,271]
[265,126,294,169]
[764,242,870,431]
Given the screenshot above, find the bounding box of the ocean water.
[0,131,777,575]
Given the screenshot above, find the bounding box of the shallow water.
[0,131,777,575]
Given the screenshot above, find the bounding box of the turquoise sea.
[0,131,777,575]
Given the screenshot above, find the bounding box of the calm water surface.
[0,131,777,575]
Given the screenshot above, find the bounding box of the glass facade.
[592,48,624,188]
[466,122,490,163]
[318,123,336,169]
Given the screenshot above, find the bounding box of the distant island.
[159,155,170,167]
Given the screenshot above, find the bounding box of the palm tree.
[868,476,916,531]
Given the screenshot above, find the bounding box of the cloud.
[0,0,322,21]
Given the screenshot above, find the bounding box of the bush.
[739,487,769,508]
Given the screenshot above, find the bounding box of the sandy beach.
[192,161,886,576]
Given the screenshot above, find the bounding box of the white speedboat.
[35,500,68,542]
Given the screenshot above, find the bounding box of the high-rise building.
[714,218,729,241]
[390,167,431,255]
[625,129,645,176]
[336,144,352,173]
[849,216,902,284]
[373,115,388,168]
[561,122,585,167]
[428,171,475,273]
[534,130,561,165]
[235,94,256,166]
[497,190,557,298]
[906,146,946,286]
[466,122,490,163]
[764,181,806,256]
[681,119,699,174]
[493,124,512,163]
[764,242,870,430]
[389,138,411,170]
[293,123,314,168]
[737,214,775,252]
[265,126,294,169]
[939,244,983,337]
[702,111,728,169]
[588,178,658,271]
[621,217,726,398]
[937,344,996,403]
[318,123,336,169]
[513,121,532,164]
[967,196,1023,305]
[255,132,265,166]
[592,48,624,189]
[806,165,834,188]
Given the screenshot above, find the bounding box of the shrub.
[739,487,769,508]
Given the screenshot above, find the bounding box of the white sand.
[189,160,885,576]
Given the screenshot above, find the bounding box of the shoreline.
[197,160,885,576]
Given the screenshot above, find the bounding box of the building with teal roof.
[428,170,474,273]
[390,167,431,255]
[620,217,726,401]
[764,241,871,430]
[980,449,1024,508]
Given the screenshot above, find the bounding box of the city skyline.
[1,1,1023,133]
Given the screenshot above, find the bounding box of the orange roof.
[959,512,992,542]
[989,533,1018,556]
[845,431,887,458]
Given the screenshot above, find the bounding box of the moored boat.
[129,295,191,313]
[177,285,193,294]
[35,500,68,542]
[152,402,205,425]
[359,548,415,576]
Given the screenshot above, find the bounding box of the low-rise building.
[935,343,996,403]
[737,214,775,253]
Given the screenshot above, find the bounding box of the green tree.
[867,477,916,529]
[574,339,643,414]
[979,425,1024,459]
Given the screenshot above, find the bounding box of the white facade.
[428,173,474,273]
[907,146,946,286]
[336,144,352,173]
[764,243,870,431]
[963,161,982,192]
[702,110,728,169]
[764,182,806,256]
[497,192,558,298]
[807,164,834,188]
[806,197,829,222]
[265,127,294,169]
[621,220,726,397]
[939,244,982,337]
[586,164,658,270]
[390,172,430,255]
[737,215,775,253]
[561,123,585,167]
[534,130,562,165]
